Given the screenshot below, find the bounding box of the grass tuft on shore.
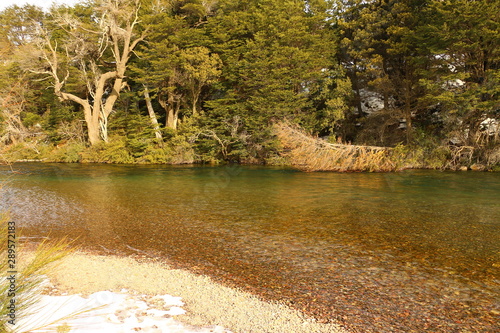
[0,215,74,332]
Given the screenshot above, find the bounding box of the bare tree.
[0,76,29,145]
[33,0,146,145]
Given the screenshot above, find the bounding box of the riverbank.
[34,251,347,333]
[2,123,500,172]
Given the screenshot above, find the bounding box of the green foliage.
[207,0,339,128]
[46,142,86,163]
[418,0,500,144]
[43,105,79,135]
[138,145,172,164]
[390,143,449,170]
[21,112,43,128]
[390,144,424,170]
[1,142,51,161]
[425,146,450,169]
[80,138,134,164]
[135,135,195,164]
[0,0,498,169]
[0,4,45,46]
[167,135,196,164]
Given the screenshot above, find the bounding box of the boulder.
[470,163,486,171]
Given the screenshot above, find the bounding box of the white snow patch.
[7,291,232,333]
[442,78,465,89]
[166,306,187,316]
[480,118,499,136]
[359,89,385,114]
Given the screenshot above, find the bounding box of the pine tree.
[422,0,500,146]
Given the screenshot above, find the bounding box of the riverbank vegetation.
[0,0,498,171]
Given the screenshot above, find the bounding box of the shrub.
[168,135,195,164]
[138,145,172,164]
[21,113,43,129]
[80,138,134,163]
[46,143,86,163]
[390,144,425,170]
[424,146,449,169]
[0,142,51,162]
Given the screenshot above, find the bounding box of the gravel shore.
[43,252,347,333]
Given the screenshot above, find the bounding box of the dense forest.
[0,0,498,170]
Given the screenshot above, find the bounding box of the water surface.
[1,164,498,332]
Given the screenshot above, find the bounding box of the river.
[1,163,498,332]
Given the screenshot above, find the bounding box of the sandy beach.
[24,251,347,333]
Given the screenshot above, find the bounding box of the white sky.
[0,0,81,11]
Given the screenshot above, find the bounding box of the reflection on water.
[1,163,499,332]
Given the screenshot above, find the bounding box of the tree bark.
[143,85,163,140]
[404,79,413,144]
[163,93,179,130]
[87,114,101,145]
[191,85,202,117]
[349,60,364,115]
[192,93,198,117]
[159,77,180,130]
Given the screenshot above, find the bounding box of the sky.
[0,0,81,11]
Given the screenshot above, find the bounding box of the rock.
[470,163,486,171]
[459,166,468,171]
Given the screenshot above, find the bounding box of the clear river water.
[1,163,498,332]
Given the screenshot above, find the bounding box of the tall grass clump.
[274,122,398,172]
[0,215,73,332]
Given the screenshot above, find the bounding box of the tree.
[0,5,48,145]
[0,4,45,46]
[0,67,29,145]
[204,0,345,159]
[421,0,500,146]
[142,84,163,140]
[334,0,435,144]
[132,0,217,130]
[179,46,222,117]
[32,0,146,145]
[333,0,378,116]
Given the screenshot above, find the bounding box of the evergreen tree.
[334,0,435,144]
[205,0,347,159]
[132,0,217,130]
[421,0,500,146]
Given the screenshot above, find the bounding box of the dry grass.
[274,122,398,172]
[0,215,74,333]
